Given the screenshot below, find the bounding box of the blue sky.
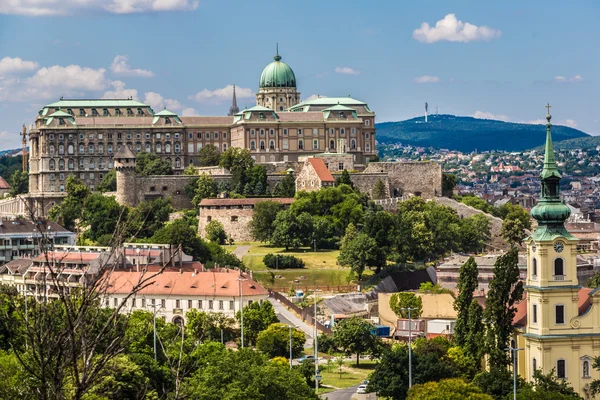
[0,0,598,148]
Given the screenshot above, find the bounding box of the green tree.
[151,219,211,262]
[247,164,267,195]
[182,164,197,175]
[500,203,531,246]
[368,345,411,399]
[185,309,236,343]
[272,173,296,197]
[442,173,457,197]
[248,200,283,242]
[235,301,278,346]
[97,169,116,192]
[389,292,423,319]
[332,316,378,366]
[8,169,28,196]
[219,147,254,194]
[517,368,582,400]
[256,323,305,359]
[372,178,387,199]
[135,152,173,176]
[191,173,218,207]
[473,367,521,400]
[464,300,485,361]
[484,248,524,366]
[205,220,227,245]
[270,210,313,250]
[126,197,173,239]
[81,193,127,241]
[337,232,384,280]
[407,378,493,400]
[335,169,353,187]
[48,175,90,231]
[197,144,221,167]
[453,257,478,348]
[460,214,490,252]
[586,272,600,288]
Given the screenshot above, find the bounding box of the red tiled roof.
[33,251,102,263]
[0,176,10,189]
[199,198,295,207]
[106,269,268,297]
[308,158,334,182]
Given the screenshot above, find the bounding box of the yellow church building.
[515,107,599,399]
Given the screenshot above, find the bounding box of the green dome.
[259,53,296,88]
[530,200,571,224]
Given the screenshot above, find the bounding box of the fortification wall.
[434,196,508,251]
[133,175,196,210]
[363,162,442,199]
[198,207,255,242]
[345,173,390,198]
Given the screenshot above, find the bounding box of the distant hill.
[375,114,589,152]
[535,135,600,151]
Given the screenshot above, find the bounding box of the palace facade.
[27,50,377,194]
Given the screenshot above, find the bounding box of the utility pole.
[148,303,161,361]
[401,307,419,388]
[505,346,524,400]
[237,275,248,348]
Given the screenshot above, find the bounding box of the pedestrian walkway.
[268,297,315,348]
[232,245,250,260]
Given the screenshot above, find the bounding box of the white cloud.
[189,84,253,104]
[0,0,200,16]
[110,55,154,78]
[472,111,509,121]
[143,92,182,111]
[0,57,39,75]
[524,119,546,125]
[19,65,108,100]
[304,94,326,102]
[101,81,139,100]
[562,119,578,128]
[181,107,197,116]
[523,118,578,128]
[414,75,440,83]
[334,67,360,75]
[553,75,584,83]
[413,14,501,43]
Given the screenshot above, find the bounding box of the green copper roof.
[289,96,371,113]
[259,50,296,88]
[529,106,573,240]
[154,109,178,116]
[47,110,72,117]
[322,104,357,112]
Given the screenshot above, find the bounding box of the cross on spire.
[546,103,551,115]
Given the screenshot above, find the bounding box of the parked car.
[296,355,315,363]
[357,384,367,394]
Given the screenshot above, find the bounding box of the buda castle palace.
[26,49,377,194]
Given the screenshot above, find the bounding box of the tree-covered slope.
[375,114,589,152]
[535,135,600,151]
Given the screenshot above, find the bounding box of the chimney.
[179,268,183,275]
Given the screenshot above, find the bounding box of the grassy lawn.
[319,360,376,393]
[243,244,341,271]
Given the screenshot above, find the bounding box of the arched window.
[351,139,356,149]
[88,144,94,154]
[136,143,141,152]
[330,140,335,149]
[145,142,151,152]
[250,141,256,150]
[175,157,181,168]
[298,140,303,150]
[532,258,537,277]
[269,140,275,150]
[165,143,171,153]
[68,159,74,170]
[270,129,274,136]
[270,155,275,162]
[99,158,104,169]
[340,128,345,135]
[174,142,181,153]
[280,106,283,111]
[67,144,74,154]
[49,159,55,170]
[165,157,171,165]
[260,141,265,150]
[156,143,162,153]
[554,258,564,278]
[58,144,64,155]
[58,159,65,170]
[107,144,113,153]
[49,145,55,155]
[583,359,590,378]
[251,129,255,136]
[78,144,84,154]
[366,143,371,152]
[557,359,566,379]
[98,144,104,153]
[260,129,265,136]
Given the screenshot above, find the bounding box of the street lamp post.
[288,324,298,370]
[148,303,162,361]
[237,275,248,348]
[401,307,419,388]
[505,346,524,400]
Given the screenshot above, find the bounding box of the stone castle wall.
[198,207,255,242]
[133,176,197,210]
[363,162,442,199]
[346,173,390,198]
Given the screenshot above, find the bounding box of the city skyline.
[0,0,598,148]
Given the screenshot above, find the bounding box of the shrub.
[263,253,305,269]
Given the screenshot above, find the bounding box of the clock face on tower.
[554,241,565,253]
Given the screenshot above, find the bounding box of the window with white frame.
[313,140,318,149]
[554,258,564,279]
[282,139,289,150]
[532,258,537,278]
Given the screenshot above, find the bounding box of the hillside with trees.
[376,114,588,152]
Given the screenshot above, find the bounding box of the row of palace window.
[247,128,361,136]
[531,303,566,325]
[59,107,146,117]
[110,297,255,310]
[531,357,590,379]
[248,138,364,151]
[187,132,227,139]
[48,156,182,171]
[48,132,184,141]
[49,172,102,181]
[187,143,227,153]
[531,258,565,280]
[49,142,183,155]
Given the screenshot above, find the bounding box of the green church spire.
[530,104,574,240]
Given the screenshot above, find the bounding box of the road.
[232,245,250,260]
[320,384,377,400]
[268,297,315,348]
